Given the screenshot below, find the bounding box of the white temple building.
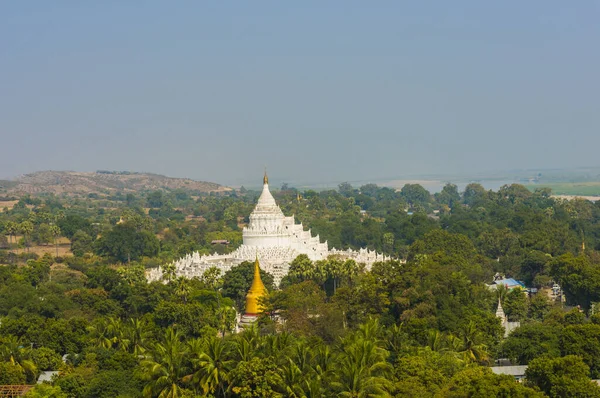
[147,172,388,285]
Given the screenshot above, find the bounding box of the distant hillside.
[0,171,231,196]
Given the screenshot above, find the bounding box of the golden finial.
[263,168,268,185]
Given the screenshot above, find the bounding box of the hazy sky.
[1,1,599,186]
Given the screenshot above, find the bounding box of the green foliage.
[95,223,159,263]
[560,324,600,378]
[551,253,600,309]
[439,366,544,397]
[503,288,528,322]
[0,361,26,384]
[24,384,68,398]
[502,323,561,364]
[57,215,92,240]
[229,357,282,397]
[526,355,600,397]
[1,182,600,396]
[70,230,93,257]
[30,347,63,371]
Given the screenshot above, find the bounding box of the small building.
[491,365,528,382]
[211,240,230,245]
[37,371,59,384]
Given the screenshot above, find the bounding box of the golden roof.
[245,257,267,315]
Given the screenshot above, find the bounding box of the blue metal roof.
[494,278,525,288]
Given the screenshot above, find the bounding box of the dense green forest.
[1,182,600,397]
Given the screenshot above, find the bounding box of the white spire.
[496,299,506,323]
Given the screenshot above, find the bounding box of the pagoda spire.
[245,256,267,316]
[263,168,268,185]
[495,298,506,324]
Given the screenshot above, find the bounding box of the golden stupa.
[245,257,267,315]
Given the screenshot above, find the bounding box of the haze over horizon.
[2,2,599,186]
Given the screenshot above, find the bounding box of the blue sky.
[1,1,598,186]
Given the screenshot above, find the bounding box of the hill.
[0,170,231,196]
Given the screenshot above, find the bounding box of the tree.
[452,321,490,364]
[503,288,528,322]
[435,183,461,207]
[141,328,190,398]
[50,225,61,257]
[147,191,165,208]
[266,281,328,335]
[186,337,234,396]
[526,355,600,397]
[95,224,160,263]
[30,347,62,371]
[24,384,68,398]
[57,215,91,240]
[0,362,26,385]
[560,324,600,378]
[338,182,355,197]
[502,323,561,364]
[20,220,34,253]
[383,232,395,255]
[330,337,393,397]
[228,356,282,398]
[71,230,93,257]
[5,221,18,250]
[440,366,544,397]
[400,184,431,207]
[287,254,315,284]
[0,335,38,382]
[174,277,191,303]
[35,223,54,246]
[201,266,223,290]
[551,253,600,309]
[462,183,488,207]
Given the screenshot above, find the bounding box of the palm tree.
[452,321,490,364]
[88,318,119,349]
[260,331,295,359]
[5,221,17,250]
[277,358,307,397]
[174,277,191,303]
[426,329,449,352]
[356,318,385,346]
[232,325,261,362]
[186,337,234,397]
[0,335,38,382]
[19,221,34,253]
[288,254,315,283]
[123,318,151,356]
[314,345,334,380]
[495,283,508,303]
[49,225,61,257]
[326,258,344,293]
[161,262,176,284]
[385,323,406,356]
[141,328,190,398]
[330,338,393,398]
[288,341,314,374]
[343,259,361,286]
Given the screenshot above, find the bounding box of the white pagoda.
[147,172,387,285]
